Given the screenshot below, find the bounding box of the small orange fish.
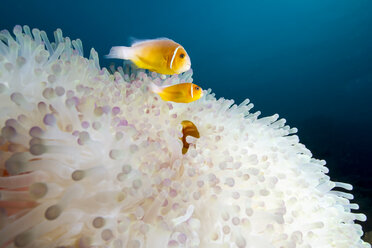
[106,38,191,75]
[150,83,203,103]
[180,120,200,154]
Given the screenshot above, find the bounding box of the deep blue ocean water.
[1,0,372,234]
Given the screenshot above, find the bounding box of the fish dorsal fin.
[130,37,173,47]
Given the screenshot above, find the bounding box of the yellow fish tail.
[149,83,179,101]
[149,83,162,94]
[106,46,134,60]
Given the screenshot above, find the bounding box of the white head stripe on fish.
[170,46,181,70]
[190,84,193,98]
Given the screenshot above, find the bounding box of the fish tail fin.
[105,46,134,60]
[149,82,162,94]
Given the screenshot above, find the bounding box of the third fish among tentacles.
[180,120,200,154]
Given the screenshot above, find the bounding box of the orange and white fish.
[150,83,203,103]
[106,38,191,75]
[180,120,200,154]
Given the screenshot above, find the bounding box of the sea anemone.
[0,25,370,248]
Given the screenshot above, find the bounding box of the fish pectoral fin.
[136,55,153,66]
[172,92,184,98]
[135,55,161,72]
[136,55,167,73]
[171,93,190,102]
[159,91,185,102]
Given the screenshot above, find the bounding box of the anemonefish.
[150,83,203,103]
[106,38,191,75]
[180,120,200,154]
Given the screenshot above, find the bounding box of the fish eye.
[195,87,200,90]
[180,53,185,59]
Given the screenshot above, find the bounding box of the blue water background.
[1,0,372,233]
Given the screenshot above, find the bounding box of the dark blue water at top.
[1,0,372,233]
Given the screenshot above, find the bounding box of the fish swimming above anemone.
[106,38,191,75]
[150,82,203,103]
